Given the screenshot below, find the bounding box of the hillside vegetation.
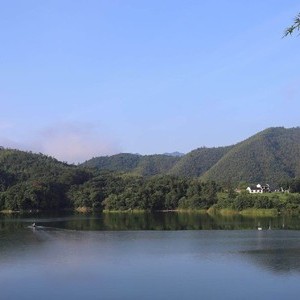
[0,148,92,210]
[0,148,221,211]
[82,153,141,172]
[1,126,300,212]
[202,127,300,184]
[82,153,181,176]
[82,127,300,184]
[169,146,232,177]
[81,147,232,178]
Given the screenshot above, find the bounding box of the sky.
[0,0,300,163]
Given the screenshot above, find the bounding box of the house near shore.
[246,184,271,194]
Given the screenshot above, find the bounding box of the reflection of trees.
[2,212,300,231]
[2,212,300,276]
[238,229,300,274]
[61,212,300,231]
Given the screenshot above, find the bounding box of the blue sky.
[0,1,300,162]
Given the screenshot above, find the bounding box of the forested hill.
[81,153,181,176]
[81,153,141,172]
[168,146,233,177]
[1,126,300,212]
[1,126,300,195]
[202,127,300,184]
[0,148,222,212]
[81,127,300,182]
[0,148,93,210]
[81,148,229,177]
[0,148,91,183]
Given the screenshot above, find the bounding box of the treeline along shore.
[1,147,300,215]
[1,126,300,215]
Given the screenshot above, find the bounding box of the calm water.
[1,212,300,299]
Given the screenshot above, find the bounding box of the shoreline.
[0,207,294,217]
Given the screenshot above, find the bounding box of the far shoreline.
[1,207,296,217]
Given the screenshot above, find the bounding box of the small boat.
[257,227,262,231]
[27,222,38,229]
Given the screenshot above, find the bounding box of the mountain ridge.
[1,126,299,184]
[81,126,300,183]
[202,127,300,183]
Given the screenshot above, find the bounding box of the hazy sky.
[1,1,300,163]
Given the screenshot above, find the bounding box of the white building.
[246,184,270,194]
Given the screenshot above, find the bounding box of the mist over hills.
[82,127,300,184]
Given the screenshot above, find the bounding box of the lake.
[1,212,300,299]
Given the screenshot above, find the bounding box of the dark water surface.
[1,212,300,299]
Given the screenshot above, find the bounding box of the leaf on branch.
[284,13,300,37]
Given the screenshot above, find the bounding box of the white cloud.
[0,122,121,163]
[36,122,120,163]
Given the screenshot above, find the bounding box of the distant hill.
[83,127,300,184]
[3,126,298,187]
[1,127,300,212]
[169,146,233,177]
[81,127,300,183]
[202,127,300,184]
[81,153,141,172]
[0,148,91,186]
[0,148,93,210]
[81,149,225,177]
[81,153,181,176]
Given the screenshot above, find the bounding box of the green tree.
[284,13,300,36]
[290,178,300,193]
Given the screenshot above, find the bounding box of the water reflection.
[238,230,300,274]
[1,221,300,299]
[241,248,300,273]
[1,211,299,231]
[2,228,300,275]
